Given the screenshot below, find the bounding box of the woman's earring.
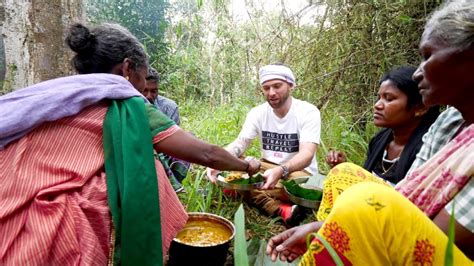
[125,76,129,81]
[415,110,426,117]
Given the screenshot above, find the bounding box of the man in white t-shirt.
[207,64,321,225]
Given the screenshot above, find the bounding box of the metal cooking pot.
[167,212,235,266]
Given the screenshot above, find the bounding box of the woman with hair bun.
[0,23,260,265]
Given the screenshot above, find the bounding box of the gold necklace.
[381,159,397,175]
[381,149,403,175]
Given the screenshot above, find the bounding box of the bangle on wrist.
[280,165,289,179]
[245,161,250,172]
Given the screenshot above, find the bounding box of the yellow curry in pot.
[175,219,232,246]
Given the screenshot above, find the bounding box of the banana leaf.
[234,204,249,266]
[444,202,455,266]
[282,179,323,201]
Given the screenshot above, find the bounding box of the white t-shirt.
[238,97,321,174]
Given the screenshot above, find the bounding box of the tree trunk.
[0,0,85,93]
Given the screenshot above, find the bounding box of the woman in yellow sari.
[266,0,474,264]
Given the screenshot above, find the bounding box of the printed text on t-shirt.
[262,131,299,153]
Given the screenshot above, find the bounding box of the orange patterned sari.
[301,182,471,265]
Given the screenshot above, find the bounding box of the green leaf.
[246,238,261,265]
[197,0,204,10]
[398,15,412,23]
[282,180,323,201]
[234,204,249,266]
[307,233,343,266]
[249,173,265,184]
[444,202,455,266]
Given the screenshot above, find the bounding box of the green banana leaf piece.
[234,204,249,266]
[444,202,455,266]
[282,179,323,201]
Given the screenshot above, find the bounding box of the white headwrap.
[259,65,296,86]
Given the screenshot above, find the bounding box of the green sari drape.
[103,97,173,265]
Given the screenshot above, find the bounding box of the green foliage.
[159,0,442,127]
[444,202,455,266]
[282,180,323,201]
[234,204,249,266]
[179,169,225,213]
[298,0,442,124]
[179,98,260,157]
[86,0,168,40]
[86,0,170,75]
[318,108,376,174]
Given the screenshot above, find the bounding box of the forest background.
[0,0,443,259]
[87,0,445,241]
[85,0,441,169]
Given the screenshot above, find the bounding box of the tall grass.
[180,97,376,174]
[179,97,261,157]
[177,96,377,237]
[317,107,377,174]
[175,94,380,264]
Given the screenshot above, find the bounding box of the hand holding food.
[206,167,220,183]
[261,167,282,190]
[245,157,261,176]
[222,171,264,185]
[216,171,264,192]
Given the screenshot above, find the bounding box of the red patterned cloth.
[396,124,473,217]
[0,103,187,265]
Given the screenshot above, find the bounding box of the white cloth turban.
[259,65,296,86]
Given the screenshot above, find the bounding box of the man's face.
[261,79,292,109]
[143,79,159,103]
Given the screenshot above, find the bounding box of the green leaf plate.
[216,172,264,191]
[283,177,322,209]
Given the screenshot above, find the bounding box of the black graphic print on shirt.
[262,131,299,153]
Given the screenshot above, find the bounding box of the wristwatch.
[280,165,289,180]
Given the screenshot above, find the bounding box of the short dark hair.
[380,66,439,121]
[380,66,421,108]
[66,23,148,74]
[146,67,160,82]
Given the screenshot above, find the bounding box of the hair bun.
[66,23,95,53]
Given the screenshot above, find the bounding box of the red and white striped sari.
[0,102,187,265]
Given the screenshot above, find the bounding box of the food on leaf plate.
[221,171,264,185]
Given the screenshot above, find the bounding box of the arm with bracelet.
[206,108,261,182]
[261,142,317,189]
[206,136,257,182]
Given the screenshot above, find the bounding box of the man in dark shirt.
[143,67,190,192]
